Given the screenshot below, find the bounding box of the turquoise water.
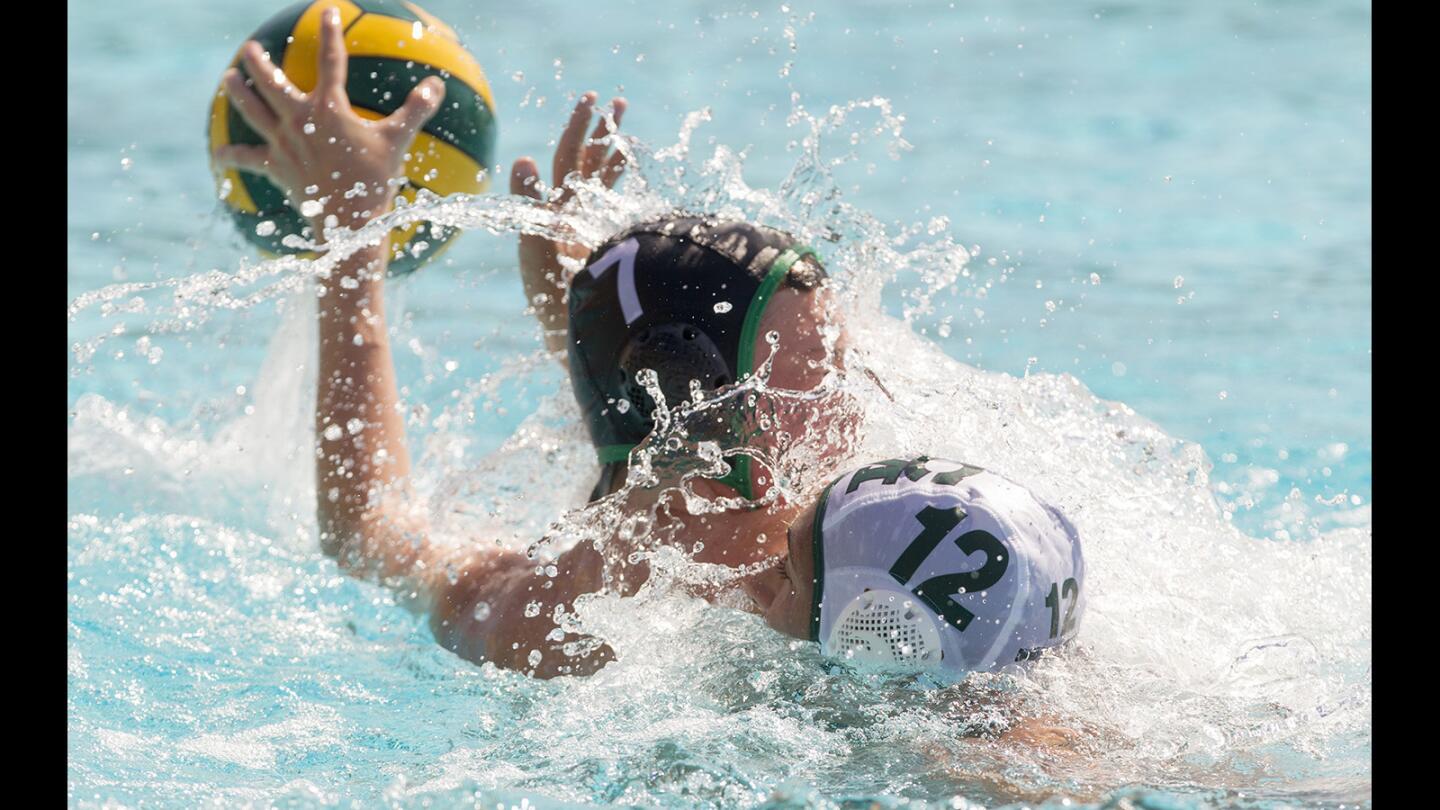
[68,1,1371,807]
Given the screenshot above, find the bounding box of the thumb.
[510,156,542,199]
[387,76,445,142]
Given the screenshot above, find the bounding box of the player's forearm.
[518,240,570,354]
[313,236,415,573]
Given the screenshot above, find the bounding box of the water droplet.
[346,418,365,435]
[765,330,780,345]
[323,424,343,441]
[1173,275,1185,289]
[302,122,316,135]
[300,200,324,217]
[119,157,133,171]
[524,601,541,618]
[713,301,733,314]
[255,221,277,237]
[472,602,491,621]
[1089,272,1101,285]
[527,649,542,667]
[615,398,631,413]
[1217,390,1228,400]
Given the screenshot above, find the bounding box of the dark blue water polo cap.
[567,214,826,501]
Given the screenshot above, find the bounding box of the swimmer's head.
[568,214,848,501]
[744,457,1086,675]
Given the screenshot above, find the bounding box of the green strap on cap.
[808,476,837,642]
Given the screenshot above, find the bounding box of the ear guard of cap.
[616,323,731,428]
[823,588,944,671]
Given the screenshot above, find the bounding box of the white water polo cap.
[809,457,1085,674]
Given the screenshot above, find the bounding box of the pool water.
[68,1,1371,807]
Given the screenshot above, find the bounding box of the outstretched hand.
[511,92,628,353]
[212,6,446,235]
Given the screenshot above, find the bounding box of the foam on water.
[68,94,1370,808]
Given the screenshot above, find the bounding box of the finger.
[581,98,624,176]
[386,76,445,142]
[212,144,272,175]
[222,68,279,135]
[600,146,627,190]
[510,156,542,199]
[552,91,597,187]
[240,41,305,116]
[315,5,349,103]
[581,98,626,177]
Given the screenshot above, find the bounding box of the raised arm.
[213,7,444,580]
[510,92,627,354]
[213,12,615,677]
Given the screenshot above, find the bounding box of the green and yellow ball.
[208,0,497,275]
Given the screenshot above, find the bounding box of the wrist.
[305,185,398,242]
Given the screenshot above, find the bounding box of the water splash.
[68,91,1370,807]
